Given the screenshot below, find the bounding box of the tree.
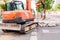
[54,4,60,10]
[3,0,8,3]
[36,0,54,12]
[0,0,8,10]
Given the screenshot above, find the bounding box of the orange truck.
[0,0,38,34]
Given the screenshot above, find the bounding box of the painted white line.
[42,29,60,33]
[30,36,37,40]
[30,32,37,40]
[42,30,49,33]
[31,32,37,36]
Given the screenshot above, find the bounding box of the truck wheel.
[42,15,46,20]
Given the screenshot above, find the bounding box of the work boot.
[42,14,46,20]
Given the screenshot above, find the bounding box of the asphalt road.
[0,26,60,40]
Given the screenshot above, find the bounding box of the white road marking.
[30,32,37,40]
[30,36,37,40]
[42,29,60,33]
[42,30,49,33]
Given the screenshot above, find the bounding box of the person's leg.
[42,9,46,20]
[41,1,46,20]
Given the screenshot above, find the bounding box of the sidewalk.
[35,11,60,27]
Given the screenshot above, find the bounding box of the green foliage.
[3,0,8,3]
[36,0,54,12]
[0,4,6,10]
[44,0,54,10]
[52,4,60,11]
[0,0,8,10]
[55,4,60,10]
[36,4,43,12]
